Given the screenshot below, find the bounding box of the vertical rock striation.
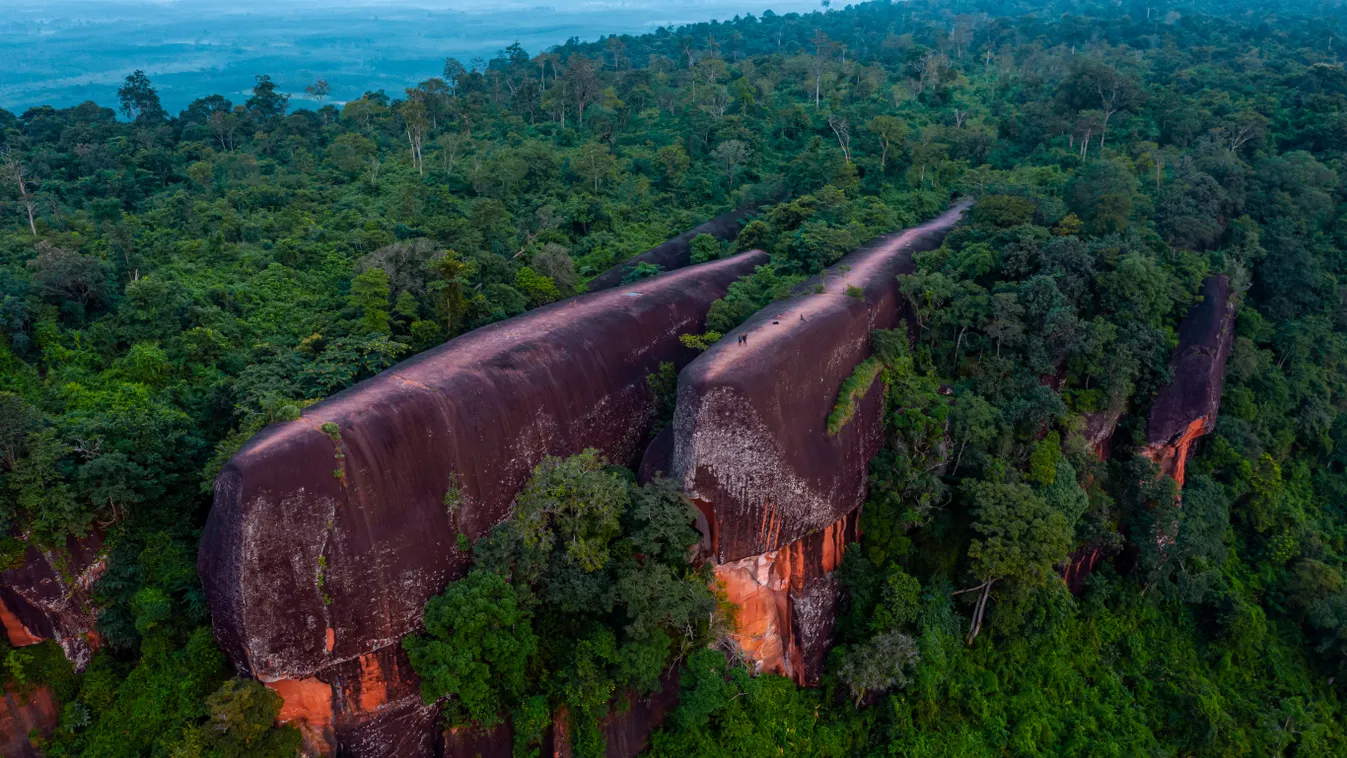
[197,250,767,756]
[668,202,971,682]
[1142,275,1237,487]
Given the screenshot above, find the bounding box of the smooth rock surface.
[670,202,970,563]
[198,250,767,756]
[668,202,970,679]
[1143,275,1237,487]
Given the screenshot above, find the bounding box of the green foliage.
[647,649,858,758]
[41,627,298,758]
[510,450,626,574]
[404,569,538,729]
[647,361,678,437]
[409,453,713,755]
[678,331,723,351]
[965,478,1075,588]
[349,267,393,335]
[826,357,884,435]
[8,0,1347,753]
[621,262,663,284]
[689,234,723,265]
[1026,431,1062,486]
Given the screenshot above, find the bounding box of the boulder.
[198,250,768,756]
[667,202,970,679]
[1142,275,1237,487]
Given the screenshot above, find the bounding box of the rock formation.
[586,205,759,291]
[713,512,856,683]
[198,249,768,756]
[1063,275,1237,595]
[1142,275,1237,487]
[0,532,107,670]
[665,201,971,682]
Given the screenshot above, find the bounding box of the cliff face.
[586,206,759,291]
[1142,275,1237,487]
[0,532,107,670]
[714,511,856,684]
[198,250,767,756]
[668,202,970,679]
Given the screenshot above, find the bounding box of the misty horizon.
[1,0,826,113]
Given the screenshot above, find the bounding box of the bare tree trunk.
[966,578,996,645]
[5,156,37,235]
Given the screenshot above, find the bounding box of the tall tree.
[246,75,289,126]
[117,70,166,123]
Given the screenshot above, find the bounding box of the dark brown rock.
[198,250,768,756]
[670,202,970,680]
[1061,547,1106,596]
[670,202,970,564]
[599,669,681,758]
[1081,402,1124,460]
[1142,275,1237,487]
[0,531,107,670]
[442,722,514,758]
[587,206,759,291]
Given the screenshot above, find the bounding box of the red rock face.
[198,250,768,756]
[1,594,43,647]
[1142,275,1237,487]
[0,531,107,670]
[714,512,856,685]
[1061,547,1106,596]
[0,683,58,758]
[586,205,760,292]
[668,202,970,679]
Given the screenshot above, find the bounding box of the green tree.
[349,268,392,335]
[404,570,537,728]
[117,70,166,123]
[962,478,1075,643]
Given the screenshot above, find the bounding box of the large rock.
[586,205,759,291]
[1142,275,1237,487]
[198,249,768,756]
[667,202,970,680]
[0,531,107,670]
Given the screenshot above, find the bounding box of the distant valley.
[1,0,820,113]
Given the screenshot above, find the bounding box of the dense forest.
[3,0,1347,754]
